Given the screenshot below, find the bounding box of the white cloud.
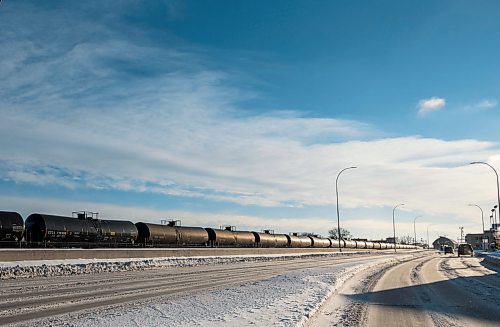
[0,103,375,207]
[0,196,333,235]
[0,195,476,241]
[2,102,499,220]
[0,31,499,227]
[477,99,497,109]
[463,99,497,112]
[1,2,499,240]
[417,96,446,116]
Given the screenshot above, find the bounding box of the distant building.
[466,227,500,251]
[386,237,397,243]
[432,236,457,250]
[465,233,485,250]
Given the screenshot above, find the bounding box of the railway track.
[0,253,410,326]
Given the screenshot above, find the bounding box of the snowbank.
[32,254,415,327]
[484,251,500,267]
[1,251,369,280]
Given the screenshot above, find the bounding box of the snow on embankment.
[33,253,419,327]
[1,251,367,280]
[484,251,500,267]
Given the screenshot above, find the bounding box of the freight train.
[0,210,417,249]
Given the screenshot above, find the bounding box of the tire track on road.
[304,252,430,327]
[1,254,404,326]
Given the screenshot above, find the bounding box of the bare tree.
[399,235,413,244]
[328,227,352,240]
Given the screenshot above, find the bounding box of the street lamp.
[470,161,500,226]
[468,204,485,233]
[495,205,498,225]
[427,224,433,250]
[413,215,422,246]
[335,166,357,252]
[393,203,405,252]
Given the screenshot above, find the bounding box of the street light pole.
[470,161,500,226]
[393,203,405,252]
[427,224,433,250]
[468,204,485,233]
[493,205,500,224]
[413,215,422,246]
[336,166,357,252]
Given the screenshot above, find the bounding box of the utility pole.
[335,166,357,252]
[392,203,405,252]
[427,224,433,250]
[413,215,422,245]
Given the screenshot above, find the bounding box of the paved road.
[366,254,500,327]
[5,251,497,327]
[0,252,402,326]
[310,252,500,327]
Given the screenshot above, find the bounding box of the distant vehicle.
[457,243,473,257]
[443,245,453,254]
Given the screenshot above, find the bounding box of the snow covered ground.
[485,251,500,268]
[12,253,415,327]
[476,250,500,267]
[1,251,369,280]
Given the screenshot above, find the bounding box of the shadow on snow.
[344,257,500,323]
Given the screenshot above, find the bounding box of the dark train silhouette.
[0,210,416,249]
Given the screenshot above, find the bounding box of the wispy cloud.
[1,101,498,215]
[1,2,500,239]
[417,96,446,116]
[0,195,478,240]
[463,99,497,112]
[0,1,377,209]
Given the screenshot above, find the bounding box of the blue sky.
[1,0,500,241]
